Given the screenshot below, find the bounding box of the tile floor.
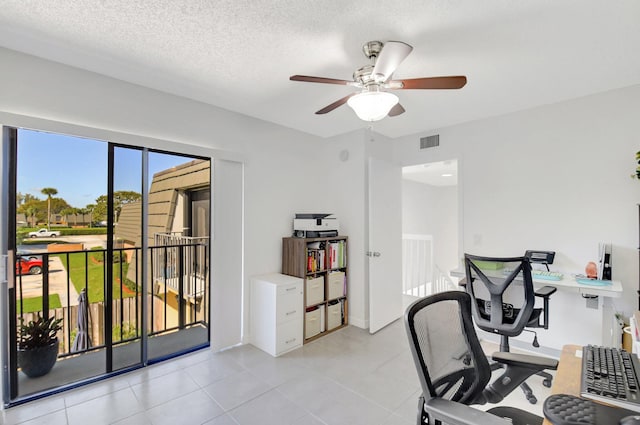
[0,320,553,425]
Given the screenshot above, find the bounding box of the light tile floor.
[0,320,553,425]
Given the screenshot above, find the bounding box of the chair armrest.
[424,398,512,425]
[535,285,557,298]
[492,351,558,370]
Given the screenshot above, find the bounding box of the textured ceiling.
[1,1,640,139]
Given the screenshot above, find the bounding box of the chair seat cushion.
[476,298,543,327]
[527,309,542,327]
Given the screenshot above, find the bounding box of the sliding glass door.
[3,127,211,405]
[145,151,210,361]
[109,145,144,372]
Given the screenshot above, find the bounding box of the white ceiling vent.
[420,135,439,149]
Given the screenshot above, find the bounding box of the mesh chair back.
[405,291,491,405]
[464,254,534,337]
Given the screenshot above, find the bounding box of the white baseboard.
[348,316,368,329]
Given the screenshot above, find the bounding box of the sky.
[17,129,199,208]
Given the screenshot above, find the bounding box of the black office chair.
[463,254,557,404]
[404,290,557,425]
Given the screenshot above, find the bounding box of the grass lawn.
[17,294,62,314]
[56,252,138,303]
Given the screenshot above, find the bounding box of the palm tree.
[72,207,80,226]
[41,187,58,230]
[25,206,38,227]
[85,204,95,227]
[61,207,80,226]
[77,207,88,226]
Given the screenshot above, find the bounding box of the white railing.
[432,264,458,293]
[402,234,433,297]
[402,234,457,297]
[153,233,209,301]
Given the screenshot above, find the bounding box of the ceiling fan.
[290,40,467,122]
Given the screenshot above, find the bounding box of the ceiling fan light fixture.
[347,91,399,121]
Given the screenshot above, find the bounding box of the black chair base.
[490,360,554,404]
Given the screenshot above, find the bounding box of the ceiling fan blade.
[388,103,405,117]
[290,75,353,85]
[315,93,355,114]
[371,41,413,82]
[391,76,467,90]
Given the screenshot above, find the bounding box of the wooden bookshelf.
[282,236,348,343]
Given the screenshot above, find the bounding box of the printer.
[293,213,339,238]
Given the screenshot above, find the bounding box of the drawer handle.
[286,287,296,291]
[285,338,297,344]
[285,310,297,316]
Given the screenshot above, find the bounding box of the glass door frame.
[2,129,212,407]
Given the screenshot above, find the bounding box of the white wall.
[402,180,459,274]
[322,130,368,327]
[394,85,640,351]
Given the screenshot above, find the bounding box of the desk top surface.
[450,268,623,298]
[542,344,583,425]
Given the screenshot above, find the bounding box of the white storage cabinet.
[250,273,303,357]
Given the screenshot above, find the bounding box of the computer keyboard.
[581,345,640,412]
[532,270,563,281]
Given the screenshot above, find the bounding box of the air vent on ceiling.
[420,135,439,149]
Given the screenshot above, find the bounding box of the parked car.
[28,228,61,238]
[16,258,43,275]
[17,251,41,260]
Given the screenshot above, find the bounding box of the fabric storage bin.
[305,307,322,338]
[305,276,325,306]
[326,301,343,331]
[327,271,345,300]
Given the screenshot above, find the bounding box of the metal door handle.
[366,251,381,257]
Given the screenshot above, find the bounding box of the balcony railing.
[152,233,209,301]
[14,240,210,361]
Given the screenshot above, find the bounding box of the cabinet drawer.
[276,288,302,324]
[305,276,325,306]
[327,271,345,299]
[305,308,322,339]
[327,301,343,331]
[275,319,302,355]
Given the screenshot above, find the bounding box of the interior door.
[368,157,403,333]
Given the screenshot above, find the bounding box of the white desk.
[449,268,623,298]
[450,268,623,353]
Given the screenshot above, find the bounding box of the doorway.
[401,159,460,309]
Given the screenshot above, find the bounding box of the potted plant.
[17,316,63,378]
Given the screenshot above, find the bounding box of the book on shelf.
[306,243,326,273]
[328,240,346,269]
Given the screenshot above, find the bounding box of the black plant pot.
[17,339,59,378]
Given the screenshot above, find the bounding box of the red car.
[16,258,43,275]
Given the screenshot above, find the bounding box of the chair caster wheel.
[543,379,552,388]
[528,396,537,404]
